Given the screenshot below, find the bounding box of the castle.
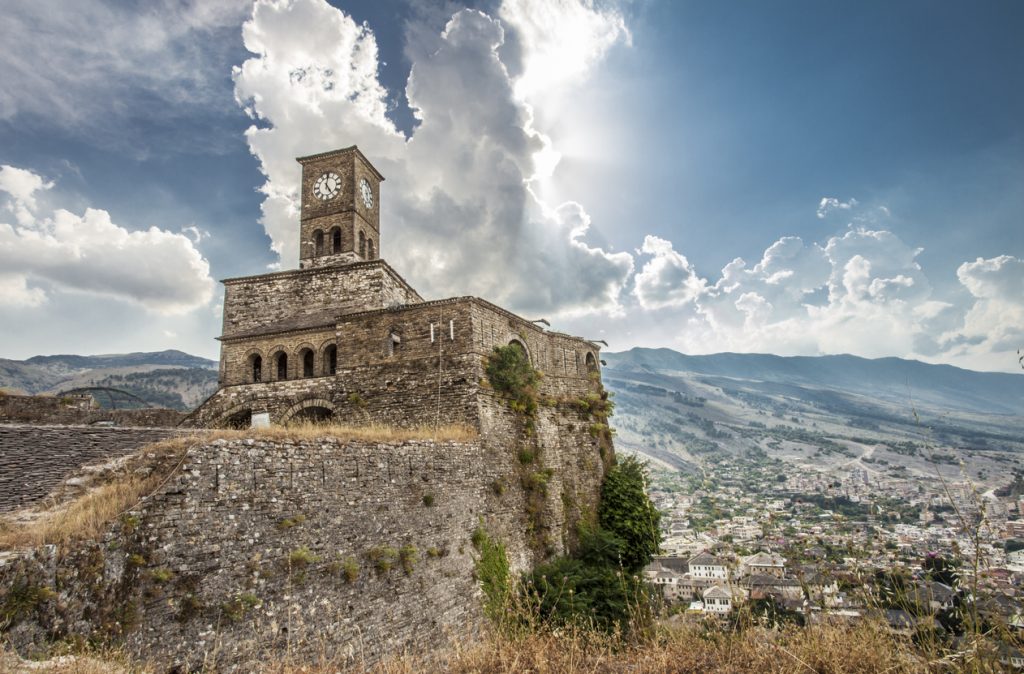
[1,146,615,670]
[186,145,605,430]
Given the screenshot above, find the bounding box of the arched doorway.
[291,406,333,424]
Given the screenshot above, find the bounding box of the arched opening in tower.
[276,353,288,380]
[301,348,314,378]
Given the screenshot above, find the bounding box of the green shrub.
[472,527,510,622]
[149,567,173,584]
[367,545,398,573]
[288,546,319,568]
[221,592,260,622]
[599,456,661,573]
[486,345,540,417]
[342,556,360,583]
[399,545,418,574]
[277,514,306,530]
[422,493,435,507]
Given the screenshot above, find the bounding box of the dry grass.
[3,617,1013,673]
[0,423,475,551]
[0,437,191,550]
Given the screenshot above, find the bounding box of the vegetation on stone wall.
[598,456,661,572]
[471,525,510,622]
[485,345,540,419]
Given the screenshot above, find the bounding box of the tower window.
[314,230,324,256]
[387,330,401,357]
[367,239,375,259]
[325,344,337,375]
[275,352,288,380]
[331,227,341,253]
[358,231,366,258]
[301,348,314,378]
[250,354,262,383]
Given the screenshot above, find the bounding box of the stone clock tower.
[297,146,383,269]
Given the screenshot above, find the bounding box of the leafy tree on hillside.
[599,456,661,573]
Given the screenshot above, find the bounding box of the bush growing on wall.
[599,456,661,573]
[485,344,540,417]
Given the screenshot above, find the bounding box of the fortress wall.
[0,415,607,669]
[221,262,421,336]
[0,424,184,512]
[466,301,601,398]
[0,395,184,427]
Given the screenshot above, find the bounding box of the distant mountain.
[0,350,218,410]
[603,349,1024,416]
[602,347,1024,484]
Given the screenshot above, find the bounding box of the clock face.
[359,178,373,209]
[313,172,341,201]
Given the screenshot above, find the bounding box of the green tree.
[599,456,661,572]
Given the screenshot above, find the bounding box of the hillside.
[603,348,1024,485]
[0,350,218,411]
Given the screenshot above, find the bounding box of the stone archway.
[280,397,336,425]
[216,402,259,429]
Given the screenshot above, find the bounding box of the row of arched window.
[311,227,375,259]
[247,344,337,383]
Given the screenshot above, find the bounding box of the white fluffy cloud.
[628,207,1024,370]
[633,235,706,310]
[816,196,858,219]
[946,255,1024,359]
[0,165,214,312]
[233,0,633,316]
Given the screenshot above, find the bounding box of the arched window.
[301,348,314,378]
[367,239,375,260]
[509,339,528,363]
[275,352,288,380]
[331,227,341,254]
[358,231,366,258]
[250,354,262,383]
[324,344,337,375]
[585,352,598,373]
[314,230,324,256]
[387,330,401,357]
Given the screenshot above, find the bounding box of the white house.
[740,551,786,579]
[702,585,735,614]
[688,551,729,580]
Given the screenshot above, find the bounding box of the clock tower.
[297,146,383,269]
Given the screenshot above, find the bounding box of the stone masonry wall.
[220,261,421,338]
[0,425,184,512]
[0,394,184,427]
[220,327,338,386]
[0,402,609,670]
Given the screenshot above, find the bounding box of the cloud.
[499,0,630,102]
[624,219,1024,369]
[0,164,53,226]
[0,0,249,153]
[816,196,858,219]
[0,165,214,313]
[944,255,1024,360]
[233,0,633,317]
[633,235,706,309]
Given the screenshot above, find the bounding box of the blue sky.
[0,0,1021,372]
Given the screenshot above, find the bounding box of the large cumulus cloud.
[233,0,632,316]
[0,165,214,312]
[629,202,1024,371]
